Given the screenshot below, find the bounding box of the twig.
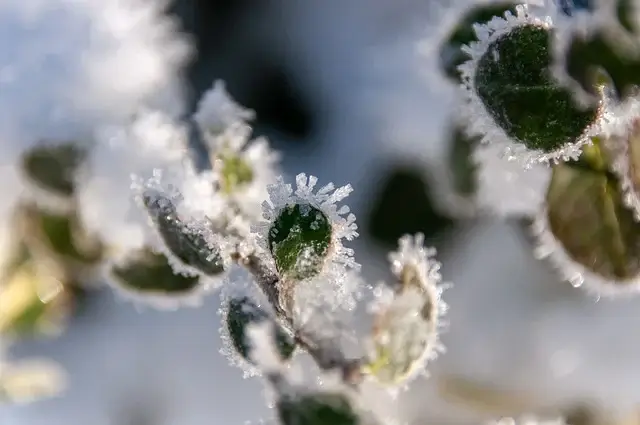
[233,252,365,386]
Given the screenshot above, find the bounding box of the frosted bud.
[225,296,296,363]
[268,203,333,281]
[277,392,358,425]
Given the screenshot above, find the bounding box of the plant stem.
[232,252,364,386]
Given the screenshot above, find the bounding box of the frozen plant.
[0,5,452,418]
[430,0,640,299]
[5,0,640,423]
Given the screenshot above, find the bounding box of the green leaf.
[143,192,226,276]
[277,393,359,425]
[226,296,296,363]
[546,160,640,281]
[268,204,332,281]
[110,250,201,294]
[475,24,599,153]
[21,143,85,197]
[440,2,518,82]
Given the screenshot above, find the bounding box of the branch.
[234,253,364,386]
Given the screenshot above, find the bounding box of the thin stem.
[232,252,364,386]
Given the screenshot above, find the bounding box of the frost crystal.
[459,4,608,168]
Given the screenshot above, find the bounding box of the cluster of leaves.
[433,0,640,296]
[7,1,640,424]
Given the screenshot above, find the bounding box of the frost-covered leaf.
[0,252,70,337]
[0,358,66,404]
[474,24,599,154]
[268,204,332,281]
[277,392,359,425]
[226,296,296,363]
[545,159,640,283]
[21,143,85,197]
[364,286,438,386]
[255,174,359,286]
[109,249,201,295]
[364,234,447,386]
[440,2,518,82]
[143,192,226,276]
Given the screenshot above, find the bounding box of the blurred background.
[4,1,640,424]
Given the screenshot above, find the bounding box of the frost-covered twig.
[234,251,364,384]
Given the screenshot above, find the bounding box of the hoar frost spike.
[459,4,608,168]
[252,174,359,294]
[364,233,449,388]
